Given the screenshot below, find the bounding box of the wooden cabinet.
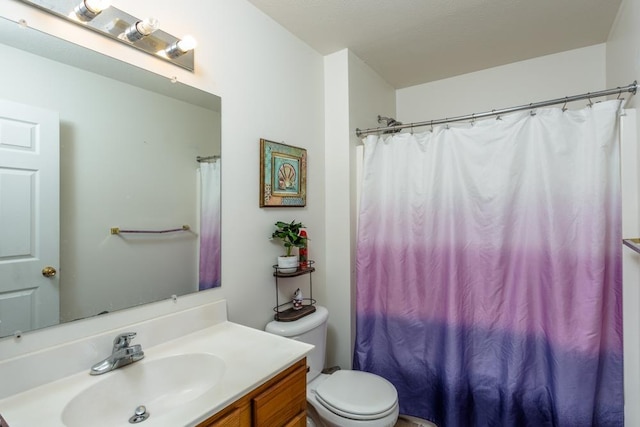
[197,358,307,427]
[200,407,240,427]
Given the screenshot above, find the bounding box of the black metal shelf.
[272,265,316,277]
[272,260,315,321]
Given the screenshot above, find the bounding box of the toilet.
[266,306,399,427]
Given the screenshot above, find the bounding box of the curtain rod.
[355,81,638,137]
[196,155,220,162]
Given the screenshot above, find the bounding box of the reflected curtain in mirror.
[199,159,221,290]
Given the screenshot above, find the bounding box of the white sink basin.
[61,353,225,427]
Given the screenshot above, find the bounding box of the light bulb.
[123,17,159,42]
[84,0,111,13]
[176,35,197,52]
[162,35,197,59]
[73,0,111,22]
[136,17,159,36]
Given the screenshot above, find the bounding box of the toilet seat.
[315,370,398,421]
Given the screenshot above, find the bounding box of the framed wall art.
[260,139,307,207]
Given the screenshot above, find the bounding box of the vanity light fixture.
[73,0,111,22]
[122,17,159,42]
[163,35,197,58]
[17,0,196,71]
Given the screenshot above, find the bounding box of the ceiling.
[248,0,622,89]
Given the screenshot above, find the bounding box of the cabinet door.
[282,411,306,427]
[198,407,241,427]
[252,364,307,427]
[196,358,306,427]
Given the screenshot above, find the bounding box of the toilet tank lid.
[265,305,328,337]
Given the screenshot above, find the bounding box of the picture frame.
[260,139,307,207]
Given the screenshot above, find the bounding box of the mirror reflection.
[0,17,221,339]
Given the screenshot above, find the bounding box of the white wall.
[397,44,606,122]
[194,1,326,331]
[323,50,395,370]
[607,0,640,424]
[607,0,640,109]
[0,0,325,343]
[324,50,351,369]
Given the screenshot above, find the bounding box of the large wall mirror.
[0,16,221,339]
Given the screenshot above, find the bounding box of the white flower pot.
[277,255,298,273]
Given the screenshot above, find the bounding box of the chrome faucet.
[90,332,145,375]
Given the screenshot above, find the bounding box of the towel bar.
[623,238,640,255]
[110,225,190,235]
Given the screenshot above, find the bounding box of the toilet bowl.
[265,306,399,427]
[307,371,399,427]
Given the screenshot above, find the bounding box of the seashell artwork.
[260,139,307,207]
[278,163,296,190]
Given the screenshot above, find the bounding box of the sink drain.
[129,405,150,424]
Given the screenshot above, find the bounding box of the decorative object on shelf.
[272,261,316,321]
[276,256,298,274]
[298,229,308,268]
[293,288,303,310]
[260,139,307,207]
[17,0,196,71]
[271,220,307,273]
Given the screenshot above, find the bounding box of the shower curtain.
[353,100,623,426]
[198,159,221,290]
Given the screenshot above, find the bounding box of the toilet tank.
[265,305,328,381]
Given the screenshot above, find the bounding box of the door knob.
[42,266,57,278]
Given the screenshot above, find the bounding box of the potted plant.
[272,220,307,273]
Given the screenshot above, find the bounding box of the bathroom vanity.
[197,358,307,426]
[0,300,312,427]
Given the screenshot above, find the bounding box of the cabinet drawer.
[252,365,307,427]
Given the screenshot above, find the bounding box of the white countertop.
[0,321,312,427]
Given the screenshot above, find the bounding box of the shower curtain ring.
[471,113,476,126]
[617,88,623,100]
[587,93,593,107]
[493,109,502,120]
[562,97,568,112]
[430,120,434,132]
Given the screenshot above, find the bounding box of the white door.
[0,99,59,338]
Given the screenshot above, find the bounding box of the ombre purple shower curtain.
[354,101,623,426]
[199,159,221,290]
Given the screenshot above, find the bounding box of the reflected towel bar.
[110,225,190,235]
[196,155,220,162]
[623,238,640,255]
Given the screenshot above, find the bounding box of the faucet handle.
[113,332,137,350]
